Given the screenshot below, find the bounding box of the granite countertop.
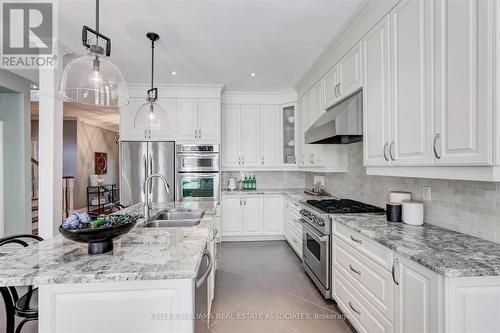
[222,188,331,202]
[333,213,500,278]
[0,201,218,287]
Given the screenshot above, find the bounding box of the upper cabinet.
[433,0,493,165]
[362,17,391,166]
[120,97,176,141]
[176,98,221,142]
[282,104,296,165]
[222,104,281,168]
[361,0,497,179]
[324,43,362,110]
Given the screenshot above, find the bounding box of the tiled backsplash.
[222,171,306,189]
[305,143,500,243]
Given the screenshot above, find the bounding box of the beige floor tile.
[306,290,341,313]
[244,287,305,315]
[210,303,282,333]
[284,300,351,333]
[273,323,301,333]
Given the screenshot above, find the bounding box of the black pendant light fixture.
[59,0,129,107]
[133,32,168,137]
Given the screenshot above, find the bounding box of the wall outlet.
[313,175,325,187]
[422,186,432,201]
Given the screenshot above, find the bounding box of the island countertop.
[0,201,218,287]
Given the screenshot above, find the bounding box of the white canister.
[402,200,424,226]
[389,191,412,204]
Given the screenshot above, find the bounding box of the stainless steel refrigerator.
[120,141,175,206]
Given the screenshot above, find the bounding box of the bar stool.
[0,234,43,333]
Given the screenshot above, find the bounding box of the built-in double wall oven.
[175,144,220,202]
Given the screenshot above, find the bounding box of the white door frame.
[0,120,4,237]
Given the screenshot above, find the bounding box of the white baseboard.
[222,235,286,242]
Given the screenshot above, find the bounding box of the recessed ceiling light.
[250,72,256,77]
[171,71,177,76]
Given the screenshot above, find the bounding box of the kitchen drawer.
[285,200,302,218]
[333,236,394,321]
[333,268,393,333]
[333,222,393,270]
[288,217,302,235]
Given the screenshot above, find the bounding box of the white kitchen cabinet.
[393,255,442,333]
[362,17,391,167]
[337,43,362,100]
[120,97,176,141]
[199,99,221,142]
[433,0,493,165]
[221,196,243,236]
[221,104,283,169]
[389,0,434,166]
[241,105,262,167]
[263,194,283,235]
[260,105,280,166]
[176,99,221,142]
[242,195,264,235]
[296,97,306,166]
[284,199,303,257]
[222,105,242,167]
[324,43,362,110]
[308,81,324,166]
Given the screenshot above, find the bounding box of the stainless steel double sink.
[141,209,205,228]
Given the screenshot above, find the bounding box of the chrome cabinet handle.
[337,83,341,97]
[238,156,241,165]
[350,235,362,244]
[383,142,389,162]
[392,258,400,285]
[389,141,395,161]
[349,264,361,275]
[349,301,361,315]
[242,156,245,165]
[334,84,338,98]
[199,129,202,139]
[261,156,264,165]
[433,133,441,159]
[196,250,213,288]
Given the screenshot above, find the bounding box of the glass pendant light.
[59,0,129,107]
[134,32,169,137]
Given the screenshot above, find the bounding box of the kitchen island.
[0,201,219,333]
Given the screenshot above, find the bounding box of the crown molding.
[222,89,297,105]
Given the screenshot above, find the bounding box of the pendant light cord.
[151,38,155,90]
[96,0,100,33]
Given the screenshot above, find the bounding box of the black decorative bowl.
[59,218,137,254]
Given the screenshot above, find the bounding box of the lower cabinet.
[393,255,442,333]
[221,194,284,240]
[284,199,303,257]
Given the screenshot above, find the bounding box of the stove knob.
[317,220,325,226]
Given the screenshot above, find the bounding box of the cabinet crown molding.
[126,83,224,99]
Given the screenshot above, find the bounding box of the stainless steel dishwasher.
[195,245,213,332]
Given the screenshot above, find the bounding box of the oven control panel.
[300,209,329,228]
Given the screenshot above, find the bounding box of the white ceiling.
[58,0,362,91]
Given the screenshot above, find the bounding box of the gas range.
[299,198,385,234]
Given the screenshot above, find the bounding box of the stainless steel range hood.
[305,90,363,144]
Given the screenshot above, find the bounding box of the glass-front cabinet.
[282,104,296,165]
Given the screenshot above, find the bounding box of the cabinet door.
[242,195,263,235]
[155,98,177,140]
[394,255,442,333]
[309,81,323,165]
[302,90,312,165]
[390,0,434,166]
[296,97,306,166]
[263,194,283,235]
[198,99,221,142]
[323,65,340,108]
[434,0,493,165]
[338,43,362,98]
[176,99,198,141]
[221,196,243,236]
[241,105,261,167]
[260,105,280,166]
[120,97,149,140]
[363,18,391,166]
[222,105,242,167]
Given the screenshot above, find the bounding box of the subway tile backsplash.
[222,171,306,189]
[305,143,500,243]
